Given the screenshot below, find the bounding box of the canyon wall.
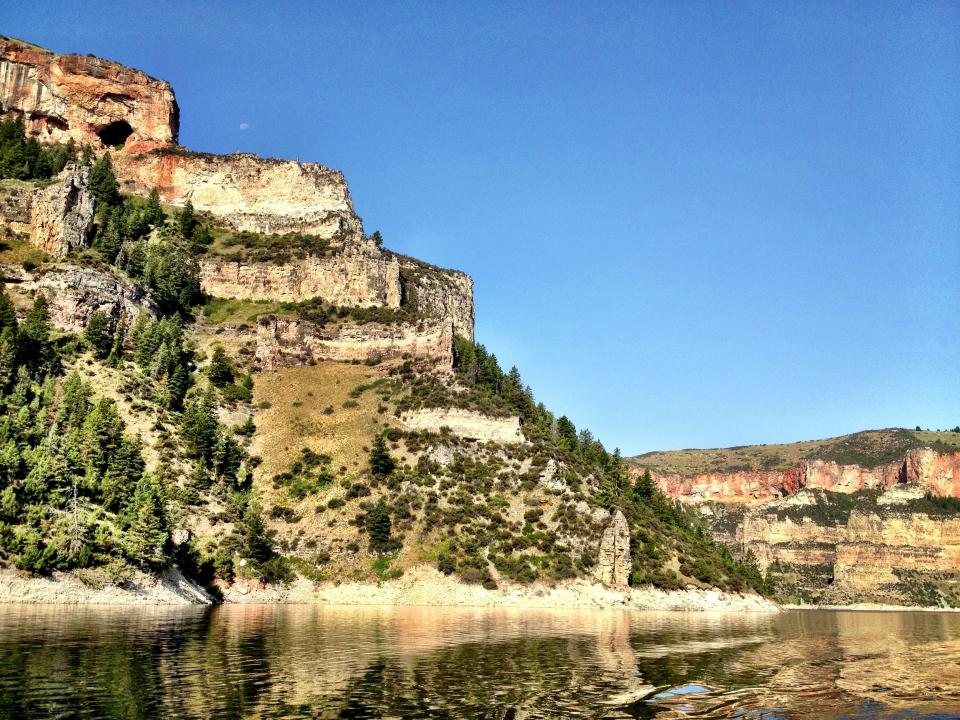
[113,150,364,239]
[200,252,401,308]
[399,258,475,342]
[256,316,454,371]
[635,450,960,606]
[0,36,178,152]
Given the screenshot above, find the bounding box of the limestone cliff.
[200,251,401,307]
[28,265,155,334]
[594,510,631,588]
[632,446,960,606]
[256,315,454,370]
[114,150,364,240]
[399,407,524,444]
[28,164,95,257]
[0,36,178,153]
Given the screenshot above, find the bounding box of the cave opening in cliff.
[97,120,134,147]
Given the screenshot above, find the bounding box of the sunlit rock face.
[399,408,524,444]
[594,510,631,588]
[0,36,178,153]
[113,150,364,240]
[255,316,454,371]
[28,164,95,257]
[636,450,960,606]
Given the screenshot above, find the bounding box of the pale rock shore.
[0,567,213,605]
[0,564,778,610]
[221,565,780,612]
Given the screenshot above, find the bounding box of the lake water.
[0,604,958,719]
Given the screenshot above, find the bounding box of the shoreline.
[4,566,956,613]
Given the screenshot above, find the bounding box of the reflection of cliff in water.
[0,605,959,719]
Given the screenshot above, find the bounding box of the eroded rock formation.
[638,449,960,605]
[399,407,524,444]
[28,164,95,257]
[594,510,631,588]
[0,36,178,152]
[31,265,156,334]
[201,252,401,307]
[114,150,363,239]
[256,316,454,371]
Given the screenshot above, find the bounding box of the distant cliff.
[629,432,960,607]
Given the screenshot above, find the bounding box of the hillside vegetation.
[630,428,960,474]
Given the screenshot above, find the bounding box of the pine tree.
[207,345,234,387]
[84,311,114,359]
[145,187,165,226]
[81,398,124,474]
[124,472,168,568]
[19,296,56,374]
[181,390,219,464]
[634,468,655,502]
[368,435,395,479]
[240,501,274,565]
[0,286,17,333]
[89,152,120,208]
[365,498,392,553]
[177,199,197,239]
[100,434,146,513]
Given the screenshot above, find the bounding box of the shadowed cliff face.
[631,449,960,606]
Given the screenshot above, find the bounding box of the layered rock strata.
[638,449,960,605]
[0,36,178,152]
[200,252,401,307]
[256,316,454,371]
[114,150,363,239]
[399,408,524,444]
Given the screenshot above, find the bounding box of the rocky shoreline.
[0,565,778,611]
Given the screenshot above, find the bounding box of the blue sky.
[4,1,958,453]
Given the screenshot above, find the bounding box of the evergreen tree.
[555,416,578,452]
[83,311,114,359]
[239,501,274,565]
[177,199,197,239]
[19,296,56,374]
[181,390,219,464]
[89,152,120,208]
[0,286,17,333]
[207,345,234,387]
[100,435,145,513]
[145,187,165,226]
[634,468,656,502]
[124,472,168,568]
[81,398,124,474]
[368,435,395,479]
[365,498,392,553]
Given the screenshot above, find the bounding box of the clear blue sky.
[4,1,958,454]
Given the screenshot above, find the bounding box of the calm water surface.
[0,604,958,719]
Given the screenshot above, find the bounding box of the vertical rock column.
[594,510,631,588]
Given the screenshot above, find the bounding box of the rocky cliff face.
[0,36,178,153]
[201,251,401,307]
[28,164,95,257]
[114,150,364,240]
[399,257,475,341]
[593,510,631,588]
[256,316,454,371]
[29,265,155,334]
[636,449,960,606]
[399,407,524,444]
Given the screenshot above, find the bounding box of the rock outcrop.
[200,252,401,307]
[28,164,95,257]
[399,407,524,444]
[594,510,631,588]
[399,258,475,341]
[256,316,454,371]
[31,265,155,334]
[114,150,363,239]
[0,36,178,153]
[638,449,960,606]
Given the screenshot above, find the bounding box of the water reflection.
[0,604,958,719]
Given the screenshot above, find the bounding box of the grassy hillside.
[629,428,960,474]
